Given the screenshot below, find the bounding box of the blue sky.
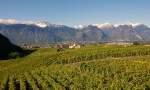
[0,0,150,26]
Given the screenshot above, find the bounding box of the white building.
[69,43,81,48]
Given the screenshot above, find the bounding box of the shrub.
[8,52,20,58]
[133,41,140,45]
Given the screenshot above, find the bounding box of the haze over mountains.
[0,19,150,45]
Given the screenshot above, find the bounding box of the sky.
[0,0,150,26]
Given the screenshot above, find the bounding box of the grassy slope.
[47,58,150,89]
[0,48,57,80]
[1,45,150,81]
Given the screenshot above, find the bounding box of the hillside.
[0,34,24,59]
[1,45,150,89]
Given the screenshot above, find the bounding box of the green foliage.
[8,52,20,58]
[1,45,150,89]
[133,41,141,45]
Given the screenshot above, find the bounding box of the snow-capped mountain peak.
[73,25,86,29]
[0,19,150,45]
[129,23,142,27]
[34,21,49,28]
[0,19,149,29]
[114,23,144,28]
[0,19,49,28]
[92,23,114,29]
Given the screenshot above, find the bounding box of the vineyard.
[1,45,150,89]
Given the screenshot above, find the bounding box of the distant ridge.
[0,19,150,45]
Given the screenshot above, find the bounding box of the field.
[1,45,150,89]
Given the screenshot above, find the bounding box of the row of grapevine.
[2,58,150,90]
[2,46,150,89]
[2,46,150,82]
[47,46,150,65]
[1,70,65,90]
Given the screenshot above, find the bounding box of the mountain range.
[0,19,150,45]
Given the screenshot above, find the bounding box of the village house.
[69,42,81,48]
